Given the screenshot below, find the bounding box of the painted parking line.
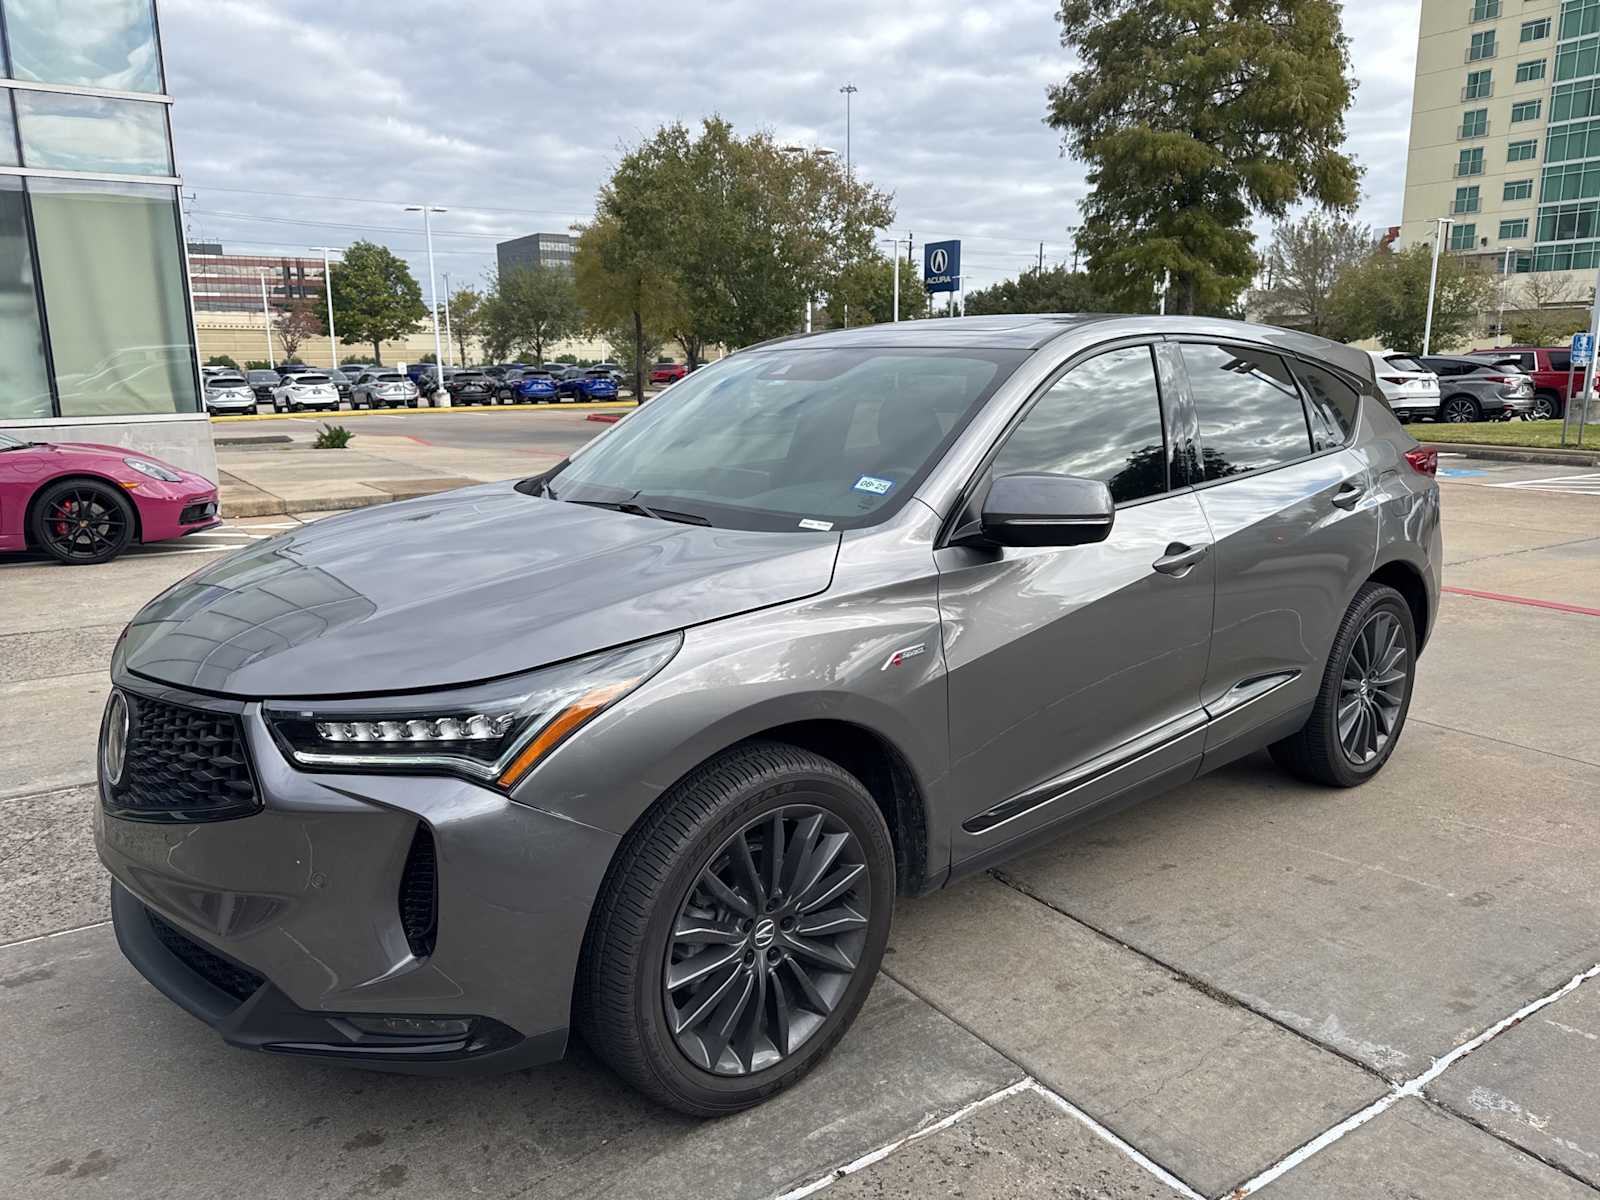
[1488,471,1600,496]
[1442,585,1600,618]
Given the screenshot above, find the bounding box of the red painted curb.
[1442,585,1600,618]
[586,413,622,424]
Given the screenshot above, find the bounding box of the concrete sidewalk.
[217,427,573,517]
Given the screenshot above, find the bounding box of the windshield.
[1385,356,1426,374]
[377,373,405,383]
[547,347,1022,532]
[206,375,246,388]
[247,371,276,383]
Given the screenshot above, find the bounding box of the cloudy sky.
[162,0,1423,297]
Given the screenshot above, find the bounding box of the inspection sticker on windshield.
[798,518,834,531]
[853,475,894,495]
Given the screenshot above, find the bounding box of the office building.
[187,247,329,314]
[0,0,211,478]
[497,232,576,276]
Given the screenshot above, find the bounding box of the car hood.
[121,480,840,697]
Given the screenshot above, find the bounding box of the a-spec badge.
[880,643,928,671]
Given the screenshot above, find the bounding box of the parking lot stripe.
[1022,1079,1207,1199]
[1442,586,1600,618]
[1228,960,1600,1197]
[0,918,110,951]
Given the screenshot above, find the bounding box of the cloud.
[161,0,1420,295]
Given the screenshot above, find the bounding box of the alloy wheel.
[664,805,870,1076]
[42,488,129,561]
[1338,610,1408,766]
[1443,398,1478,423]
[1533,396,1557,420]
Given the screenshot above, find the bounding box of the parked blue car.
[514,371,560,403]
[557,368,620,402]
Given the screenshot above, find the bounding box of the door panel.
[938,490,1214,858]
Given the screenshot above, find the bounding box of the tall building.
[1403,0,1600,296]
[187,247,329,313]
[0,0,209,477]
[497,232,576,276]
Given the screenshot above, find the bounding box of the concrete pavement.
[2,453,1598,1199]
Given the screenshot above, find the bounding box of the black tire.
[1270,582,1417,788]
[578,741,894,1116]
[30,478,136,565]
[1441,395,1480,423]
[1533,392,1562,420]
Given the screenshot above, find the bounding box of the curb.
[1422,441,1600,467]
[586,413,622,424]
[222,493,376,518]
[210,400,637,423]
[216,434,293,447]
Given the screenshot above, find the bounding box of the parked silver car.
[201,373,256,415]
[1417,355,1536,421]
[97,315,1441,1116]
[351,370,420,409]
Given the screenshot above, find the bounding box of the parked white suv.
[351,371,420,409]
[271,372,340,413]
[1365,352,1441,422]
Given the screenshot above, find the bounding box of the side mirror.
[955,472,1115,548]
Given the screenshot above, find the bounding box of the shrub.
[313,424,353,449]
[205,354,241,371]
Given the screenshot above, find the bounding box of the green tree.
[1254,215,1376,337]
[204,354,241,371]
[821,253,929,326]
[328,240,426,365]
[575,213,678,399]
[483,266,580,364]
[1047,0,1361,316]
[1327,244,1495,353]
[447,286,486,364]
[963,265,1107,316]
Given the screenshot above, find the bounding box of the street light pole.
[256,268,275,369]
[839,83,858,181]
[442,271,455,367]
[310,246,340,367]
[1423,216,1454,355]
[406,205,448,389]
[883,236,910,321]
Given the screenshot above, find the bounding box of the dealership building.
[0,0,211,479]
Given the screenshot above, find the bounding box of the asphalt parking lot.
[2,452,1598,1199]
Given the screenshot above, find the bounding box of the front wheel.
[1270,582,1416,787]
[578,742,894,1116]
[30,478,136,565]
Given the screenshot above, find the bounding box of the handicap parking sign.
[1572,333,1594,367]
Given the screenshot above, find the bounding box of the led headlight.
[123,457,182,482]
[264,634,680,788]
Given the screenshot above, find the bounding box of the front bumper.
[95,675,620,1075]
[136,479,221,542]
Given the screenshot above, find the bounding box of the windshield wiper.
[564,496,711,527]
[0,441,34,452]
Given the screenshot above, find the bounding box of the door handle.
[1330,480,1367,510]
[1152,542,1209,576]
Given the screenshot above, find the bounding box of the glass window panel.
[3,0,162,92]
[1449,222,1478,249]
[1181,345,1312,479]
[1508,139,1538,162]
[0,91,16,166]
[1505,179,1533,201]
[0,176,53,418]
[1500,219,1530,239]
[28,178,197,417]
[1516,59,1547,83]
[1522,18,1551,43]
[13,90,170,175]
[1288,361,1357,451]
[1512,100,1542,123]
[992,346,1170,504]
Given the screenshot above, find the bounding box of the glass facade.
[0,0,197,423]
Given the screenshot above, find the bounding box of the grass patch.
[313,423,353,449]
[1416,419,1600,449]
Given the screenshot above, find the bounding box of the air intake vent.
[399,823,438,959]
[147,909,265,1002]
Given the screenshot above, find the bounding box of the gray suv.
[95,315,1441,1116]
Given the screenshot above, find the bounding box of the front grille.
[148,910,264,1002]
[179,500,217,525]
[399,824,438,959]
[106,694,260,821]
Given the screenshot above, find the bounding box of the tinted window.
[1422,358,1468,376]
[1385,356,1427,373]
[1182,344,1313,480]
[991,345,1169,504]
[1548,351,1572,372]
[1290,361,1360,451]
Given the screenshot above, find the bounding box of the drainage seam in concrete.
[1228,961,1600,1196]
[1408,717,1600,774]
[772,1076,1205,1200]
[988,868,1393,1086]
[1446,531,1600,567]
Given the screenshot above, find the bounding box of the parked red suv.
[1469,346,1574,419]
[649,360,688,385]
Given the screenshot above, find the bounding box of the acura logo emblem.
[102,689,130,786]
[929,248,949,274]
[752,918,777,949]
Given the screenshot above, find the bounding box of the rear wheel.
[1270,582,1416,787]
[1442,395,1480,423]
[30,479,136,565]
[579,742,894,1116]
[1533,392,1561,420]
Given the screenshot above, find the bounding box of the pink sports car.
[0,431,220,565]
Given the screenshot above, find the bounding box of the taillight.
[1404,447,1438,475]
[1381,375,1408,385]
